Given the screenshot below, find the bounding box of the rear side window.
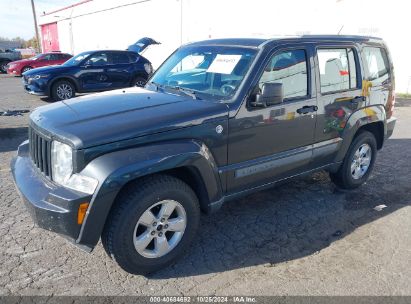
[363,47,390,85]
[318,48,357,94]
[259,49,308,99]
[111,52,130,64]
[129,53,139,63]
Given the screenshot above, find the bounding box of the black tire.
[131,76,147,87]
[102,174,200,275]
[330,131,377,189]
[51,80,75,101]
[0,60,10,73]
[21,66,32,74]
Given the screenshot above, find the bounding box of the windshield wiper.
[173,86,200,100]
[148,82,201,100]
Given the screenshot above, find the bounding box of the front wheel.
[21,66,32,74]
[102,174,200,275]
[330,131,377,189]
[51,80,75,101]
[0,61,9,73]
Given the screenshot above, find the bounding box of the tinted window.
[259,49,308,99]
[318,48,352,93]
[363,47,390,84]
[111,52,130,64]
[85,52,108,66]
[49,54,60,60]
[129,53,139,62]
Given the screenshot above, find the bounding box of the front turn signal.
[77,202,89,225]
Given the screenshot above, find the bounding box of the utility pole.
[30,0,40,52]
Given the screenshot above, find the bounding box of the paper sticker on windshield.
[207,55,242,74]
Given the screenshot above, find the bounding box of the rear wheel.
[102,174,200,275]
[51,80,75,101]
[330,131,377,189]
[131,76,147,87]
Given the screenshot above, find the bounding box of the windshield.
[149,46,257,101]
[63,51,93,66]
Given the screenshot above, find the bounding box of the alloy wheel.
[56,83,73,100]
[133,199,187,258]
[351,143,372,179]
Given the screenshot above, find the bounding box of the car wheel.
[330,130,377,189]
[132,76,147,87]
[0,61,9,73]
[51,80,75,101]
[21,66,32,73]
[102,174,200,275]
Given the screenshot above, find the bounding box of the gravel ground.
[1,74,411,296]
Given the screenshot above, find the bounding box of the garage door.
[41,22,60,53]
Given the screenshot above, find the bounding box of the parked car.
[11,36,396,274]
[6,52,72,76]
[0,48,22,73]
[21,50,153,101]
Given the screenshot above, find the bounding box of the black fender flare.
[334,105,387,163]
[76,139,223,249]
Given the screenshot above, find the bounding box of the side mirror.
[251,83,283,107]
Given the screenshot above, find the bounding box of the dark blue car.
[22,50,153,101]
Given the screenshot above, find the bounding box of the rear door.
[312,45,364,167]
[105,51,134,88]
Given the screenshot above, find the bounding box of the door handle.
[351,96,366,103]
[296,105,318,114]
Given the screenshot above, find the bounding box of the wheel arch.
[75,140,224,249]
[335,105,387,163]
[48,76,80,96]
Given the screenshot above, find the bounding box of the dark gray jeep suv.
[11,35,396,274]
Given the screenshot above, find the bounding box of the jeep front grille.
[29,127,52,177]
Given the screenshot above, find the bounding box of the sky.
[0,0,76,40]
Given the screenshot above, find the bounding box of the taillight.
[386,90,395,119]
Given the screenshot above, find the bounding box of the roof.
[186,35,383,48]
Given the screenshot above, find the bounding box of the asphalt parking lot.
[1,73,411,296]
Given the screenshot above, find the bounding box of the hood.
[10,58,32,65]
[30,87,228,149]
[127,37,160,53]
[23,64,69,76]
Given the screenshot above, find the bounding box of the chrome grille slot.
[29,127,51,177]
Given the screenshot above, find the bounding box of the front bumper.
[7,67,21,76]
[385,116,397,140]
[22,77,47,96]
[11,140,92,250]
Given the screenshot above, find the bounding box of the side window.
[49,54,59,60]
[42,54,51,61]
[363,47,390,85]
[111,52,130,64]
[259,49,308,99]
[86,52,108,66]
[347,49,357,89]
[318,48,354,93]
[128,53,139,63]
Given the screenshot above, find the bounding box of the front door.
[226,45,318,193]
[79,51,111,91]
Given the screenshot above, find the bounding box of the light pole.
[30,0,40,52]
